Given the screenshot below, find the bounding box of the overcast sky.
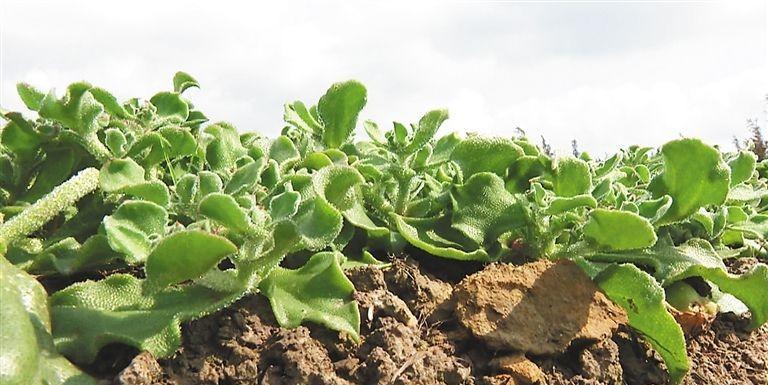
[1,1,766,155]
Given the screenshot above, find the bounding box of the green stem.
[0,168,100,247]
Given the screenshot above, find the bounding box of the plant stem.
[0,167,100,247]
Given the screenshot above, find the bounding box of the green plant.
[1,74,766,384]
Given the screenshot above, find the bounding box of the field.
[0,73,766,385]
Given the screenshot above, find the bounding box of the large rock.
[454,259,627,355]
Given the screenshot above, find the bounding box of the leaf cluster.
[1,74,766,384]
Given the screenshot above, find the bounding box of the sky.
[1,0,766,155]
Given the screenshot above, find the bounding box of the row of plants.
[0,73,766,384]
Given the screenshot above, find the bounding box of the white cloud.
[1,0,765,154]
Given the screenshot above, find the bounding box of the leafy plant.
[1,74,766,384]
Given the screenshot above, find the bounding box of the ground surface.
[99,255,767,385]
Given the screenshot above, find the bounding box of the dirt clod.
[454,260,627,354]
[491,353,545,384]
[115,352,161,385]
[385,258,456,322]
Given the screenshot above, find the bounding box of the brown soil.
[111,257,768,385]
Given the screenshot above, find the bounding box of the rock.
[454,259,627,354]
[114,352,161,385]
[490,353,544,384]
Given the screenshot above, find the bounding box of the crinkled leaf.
[545,194,597,215]
[1,258,96,385]
[99,158,145,192]
[172,71,200,94]
[451,136,523,177]
[652,139,730,224]
[269,135,300,166]
[284,101,322,135]
[16,83,45,111]
[259,252,360,341]
[588,238,768,328]
[122,181,170,207]
[318,80,367,148]
[205,122,247,171]
[103,201,168,264]
[50,274,244,364]
[583,209,657,251]
[312,165,364,211]
[269,190,301,220]
[401,109,448,154]
[637,195,673,223]
[149,92,189,123]
[145,230,237,290]
[293,197,343,251]
[158,126,197,158]
[394,215,491,261]
[728,151,756,186]
[89,87,129,118]
[595,264,688,384]
[199,193,251,233]
[225,160,265,195]
[552,157,592,197]
[450,172,526,246]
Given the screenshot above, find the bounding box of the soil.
[105,256,768,385]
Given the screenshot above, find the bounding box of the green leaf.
[50,274,243,364]
[23,147,77,202]
[393,215,491,261]
[205,122,247,171]
[270,190,301,220]
[259,252,360,341]
[158,126,197,158]
[122,181,170,207]
[637,195,673,223]
[583,209,657,251]
[401,109,448,154]
[16,83,46,111]
[89,87,130,118]
[172,71,200,94]
[39,83,103,136]
[451,136,524,177]
[104,128,127,156]
[312,165,364,211]
[103,201,168,264]
[284,101,322,135]
[595,264,688,384]
[587,238,768,329]
[552,157,592,197]
[149,92,189,123]
[728,151,756,186]
[318,80,367,148]
[450,172,526,246]
[545,194,597,215]
[225,160,265,195]
[99,158,145,192]
[199,193,251,233]
[269,136,300,167]
[293,197,343,251]
[363,120,387,145]
[145,230,237,290]
[652,139,731,224]
[1,258,96,385]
